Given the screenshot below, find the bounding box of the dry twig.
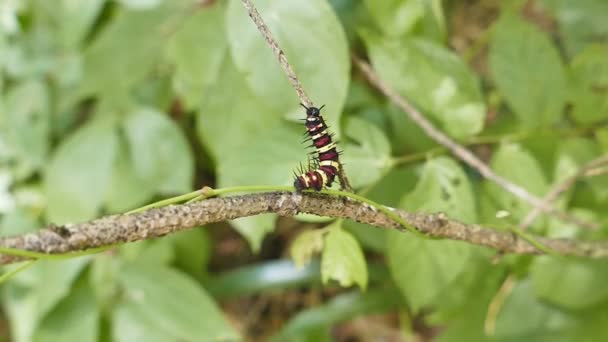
[352,56,598,230]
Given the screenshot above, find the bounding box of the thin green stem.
[127,189,205,214]
[508,227,558,257]
[0,260,36,285]
[320,189,428,239]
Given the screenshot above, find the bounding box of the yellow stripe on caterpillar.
[319,160,340,170]
[317,142,337,153]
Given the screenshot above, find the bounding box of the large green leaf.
[493,280,574,340]
[489,15,566,127]
[485,143,549,224]
[364,0,424,37]
[226,0,350,130]
[532,256,608,310]
[542,0,608,56]
[568,44,608,125]
[2,258,90,342]
[33,278,99,342]
[387,157,476,310]
[45,117,118,223]
[2,79,49,179]
[321,225,368,290]
[387,233,473,312]
[104,139,156,213]
[364,34,485,139]
[122,108,194,194]
[341,117,392,188]
[117,263,239,341]
[166,3,227,109]
[41,0,106,49]
[78,5,170,101]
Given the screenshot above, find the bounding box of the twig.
[240,0,352,191]
[352,56,598,230]
[520,154,608,230]
[1,191,608,265]
[240,0,312,107]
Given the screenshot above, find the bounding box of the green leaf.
[79,5,170,100]
[532,256,608,310]
[493,280,571,340]
[45,117,118,223]
[364,0,425,37]
[33,278,99,342]
[104,139,155,213]
[485,143,549,223]
[386,157,477,310]
[568,44,608,125]
[321,225,368,290]
[342,117,392,188]
[387,232,472,312]
[117,263,239,341]
[226,0,350,129]
[489,15,566,127]
[166,3,226,109]
[364,34,485,139]
[597,127,608,152]
[2,79,49,179]
[168,228,210,280]
[290,229,326,269]
[402,156,477,223]
[2,258,90,342]
[55,0,106,49]
[122,108,194,194]
[542,0,608,56]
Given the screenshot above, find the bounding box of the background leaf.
[44,117,118,223]
[489,15,567,127]
[364,33,485,139]
[226,0,350,130]
[117,263,239,341]
[321,225,368,290]
[122,108,194,194]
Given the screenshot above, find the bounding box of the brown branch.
[1,192,607,265]
[520,154,608,230]
[240,0,312,107]
[352,56,598,230]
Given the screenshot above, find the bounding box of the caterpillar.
[294,104,342,192]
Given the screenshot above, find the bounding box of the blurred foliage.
[0,0,607,340]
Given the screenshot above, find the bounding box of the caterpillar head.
[300,103,325,117]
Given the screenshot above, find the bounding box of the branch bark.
[1,192,607,265]
[352,56,598,230]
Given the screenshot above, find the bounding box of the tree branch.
[352,56,598,230]
[240,0,312,107]
[1,192,607,265]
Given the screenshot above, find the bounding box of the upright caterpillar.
[294,104,342,192]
